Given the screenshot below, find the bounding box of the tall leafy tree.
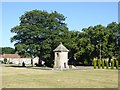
[11,10,69,67]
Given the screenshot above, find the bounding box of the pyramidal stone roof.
[53,42,69,52]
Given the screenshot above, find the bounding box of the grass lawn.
[2,64,118,88]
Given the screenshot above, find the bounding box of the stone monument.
[53,42,69,70]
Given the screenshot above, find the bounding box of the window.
[57,53,59,57]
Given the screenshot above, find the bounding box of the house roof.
[0,54,20,58]
[0,54,2,58]
[53,42,69,52]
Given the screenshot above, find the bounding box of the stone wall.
[54,52,69,69]
[0,57,39,65]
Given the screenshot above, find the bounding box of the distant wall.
[0,57,39,65]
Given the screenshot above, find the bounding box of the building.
[0,54,20,64]
[53,42,69,70]
[0,54,38,65]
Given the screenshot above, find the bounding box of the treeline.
[71,22,120,66]
[0,47,15,54]
[10,10,120,67]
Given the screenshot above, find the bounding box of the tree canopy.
[0,47,15,54]
[11,10,70,67]
[74,23,120,65]
[11,10,120,67]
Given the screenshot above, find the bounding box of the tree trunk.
[38,56,42,66]
[31,59,33,67]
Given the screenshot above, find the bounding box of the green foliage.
[0,47,15,54]
[105,60,109,69]
[10,9,120,66]
[115,60,118,69]
[74,22,119,65]
[101,59,105,69]
[98,59,101,69]
[11,10,69,67]
[93,58,97,69]
[111,59,114,69]
[4,58,7,64]
[15,44,30,58]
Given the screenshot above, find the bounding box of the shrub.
[105,60,109,69]
[98,59,101,69]
[111,59,114,69]
[93,58,97,69]
[116,60,118,69]
[4,58,7,64]
[101,59,104,69]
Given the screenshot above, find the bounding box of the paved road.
[76,66,94,70]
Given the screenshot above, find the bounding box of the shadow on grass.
[3,64,53,70]
[4,64,32,68]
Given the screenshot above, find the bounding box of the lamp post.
[100,41,102,60]
[115,37,118,59]
[31,55,34,67]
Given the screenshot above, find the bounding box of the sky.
[1,2,118,48]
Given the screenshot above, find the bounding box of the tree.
[74,22,119,65]
[11,10,69,67]
[107,22,120,59]
[10,9,119,66]
[0,47,15,54]
[14,44,30,58]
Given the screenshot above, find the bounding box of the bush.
[115,60,118,69]
[111,59,114,69]
[105,60,109,69]
[101,59,104,69]
[98,59,101,69]
[93,58,97,69]
[4,58,7,64]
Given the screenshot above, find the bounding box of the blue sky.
[1,2,118,48]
